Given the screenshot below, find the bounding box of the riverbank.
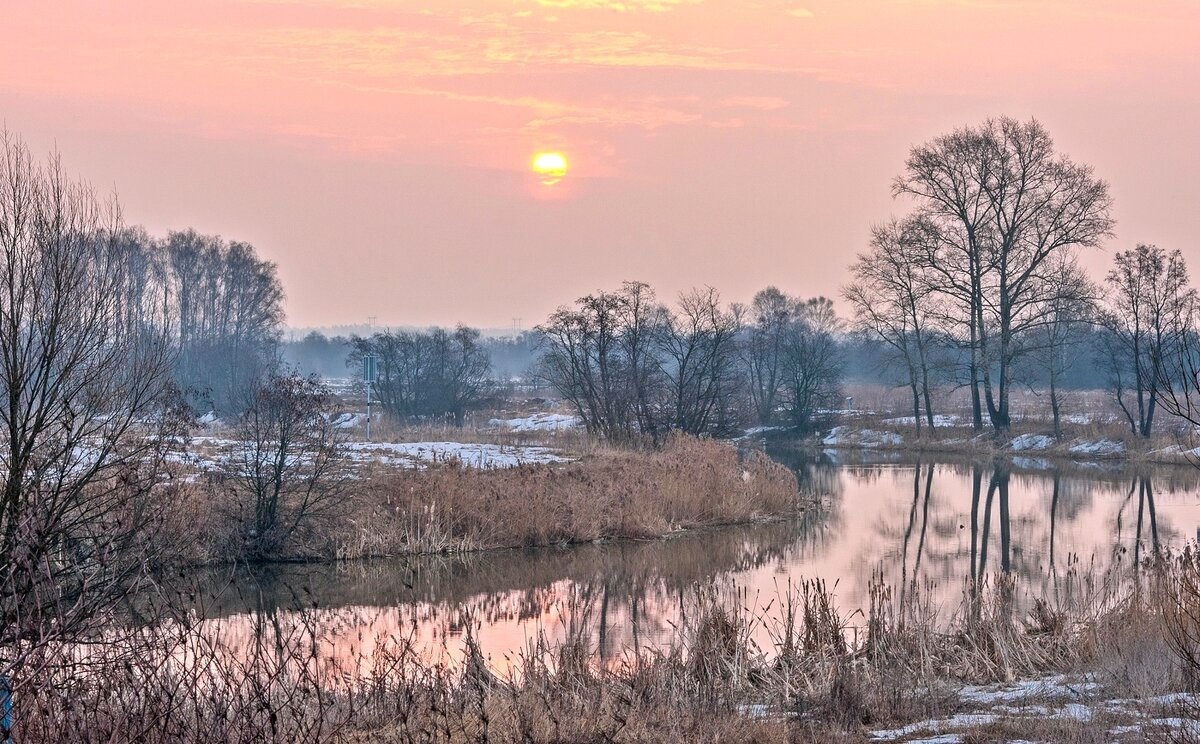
[170,434,808,565]
[775,415,1200,468]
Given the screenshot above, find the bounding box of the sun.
[531,151,568,185]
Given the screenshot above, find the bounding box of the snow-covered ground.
[1068,438,1126,457]
[487,413,579,432]
[869,676,1199,742]
[882,414,963,428]
[164,435,572,476]
[1009,433,1054,451]
[823,426,903,448]
[738,425,786,440]
[342,440,571,469]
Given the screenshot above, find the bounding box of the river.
[192,449,1200,672]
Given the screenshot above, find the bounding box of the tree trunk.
[910,381,922,438]
[1049,375,1062,439]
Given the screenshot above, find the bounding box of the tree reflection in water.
[189,451,1200,671]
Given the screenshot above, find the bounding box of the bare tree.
[844,217,942,435]
[895,117,1114,434]
[349,325,492,426]
[349,330,427,422]
[0,130,178,688]
[224,372,347,560]
[165,229,284,414]
[780,297,844,432]
[1103,245,1196,437]
[1025,253,1098,437]
[537,282,666,442]
[426,325,493,426]
[657,287,742,437]
[617,281,666,440]
[540,282,843,440]
[742,287,795,426]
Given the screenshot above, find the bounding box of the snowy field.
[166,435,572,476]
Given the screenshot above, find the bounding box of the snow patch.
[1068,439,1127,457]
[1009,433,1054,451]
[741,425,785,438]
[823,426,903,448]
[882,414,962,428]
[331,412,367,429]
[957,676,1098,705]
[343,441,571,469]
[871,714,998,741]
[488,413,579,432]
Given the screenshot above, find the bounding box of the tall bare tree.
[895,117,1114,434]
[657,287,742,437]
[0,130,178,688]
[780,297,843,432]
[742,287,795,426]
[1025,253,1098,437]
[844,217,942,434]
[225,372,347,560]
[165,229,283,414]
[537,282,666,442]
[1102,245,1196,437]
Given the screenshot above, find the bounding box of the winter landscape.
[4,2,1200,742]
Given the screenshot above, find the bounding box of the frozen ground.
[738,425,787,440]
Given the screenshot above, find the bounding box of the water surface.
[198,450,1200,669]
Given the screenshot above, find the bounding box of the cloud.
[720,96,791,110]
[531,0,701,11]
[786,7,815,17]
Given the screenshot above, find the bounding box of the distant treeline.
[281,330,537,382]
[246,117,1200,441]
[284,325,1106,392]
[107,227,284,415]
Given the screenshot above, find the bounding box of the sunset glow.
[2,1,1197,327]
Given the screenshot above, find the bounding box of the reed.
[8,555,1200,742]
[341,434,804,557]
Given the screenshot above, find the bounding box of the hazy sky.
[3,1,1198,329]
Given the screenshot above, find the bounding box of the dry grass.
[353,415,597,451]
[171,434,805,564]
[342,434,804,557]
[13,555,1200,743]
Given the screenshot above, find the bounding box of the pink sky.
[3,0,1198,329]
